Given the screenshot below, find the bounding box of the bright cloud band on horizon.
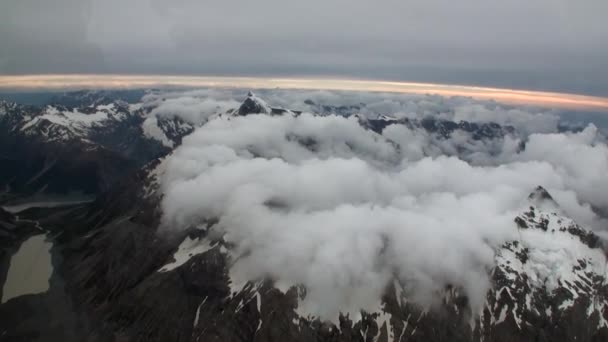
[2,75,608,111]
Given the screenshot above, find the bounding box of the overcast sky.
[1,0,607,96]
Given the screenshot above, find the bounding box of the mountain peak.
[237,92,271,116]
[528,185,555,203]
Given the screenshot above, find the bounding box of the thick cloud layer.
[141,89,241,124]
[158,90,608,320]
[144,88,563,130]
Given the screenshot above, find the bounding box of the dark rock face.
[303,99,362,117]
[364,115,514,140]
[154,117,194,146]
[527,186,555,203]
[0,205,104,342]
[0,134,135,198]
[236,92,300,117]
[237,92,271,116]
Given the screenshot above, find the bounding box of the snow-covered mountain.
[19,103,131,142]
[0,92,197,199]
[0,98,191,155]
[0,90,299,199]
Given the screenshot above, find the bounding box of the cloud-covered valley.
[153,89,608,320]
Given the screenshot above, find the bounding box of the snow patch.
[142,116,174,147]
[193,297,208,327]
[495,306,508,325]
[375,310,393,341]
[158,236,216,272]
[19,105,127,142]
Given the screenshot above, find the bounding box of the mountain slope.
[0,92,195,201]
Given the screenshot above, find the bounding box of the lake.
[2,234,53,303]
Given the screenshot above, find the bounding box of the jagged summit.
[237,91,272,116]
[528,185,554,202]
[527,185,559,210]
[236,92,299,117]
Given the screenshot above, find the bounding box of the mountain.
[302,98,363,117]
[0,92,194,201]
[237,91,273,116]
[0,91,607,342]
[46,90,147,109]
[363,114,516,139]
[237,91,299,116]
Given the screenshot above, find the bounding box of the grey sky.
[1,0,607,95]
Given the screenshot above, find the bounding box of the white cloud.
[142,89,240,124]
[451,103,559,135]
[156,89,608,321]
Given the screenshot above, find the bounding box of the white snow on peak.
[142,116,174,148]
[158,236,216,272]
[96,103,116,111]
[0,104,8,116]
[374,307,394,342]
[379,114,398,121]
[20,105,126,141]
[193,296,208,327]
[246,92,272,114]
[393,280,405,307]
[492,204,608,327]
[129,103,143,112]
[142,157,168,198]
[503,210,606,294]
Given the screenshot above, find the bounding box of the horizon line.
[1,74,608,111]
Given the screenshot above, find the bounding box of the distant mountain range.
[0,91,195,200]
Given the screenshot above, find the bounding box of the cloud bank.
[141,88,241,124]
[156,90,608,320]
